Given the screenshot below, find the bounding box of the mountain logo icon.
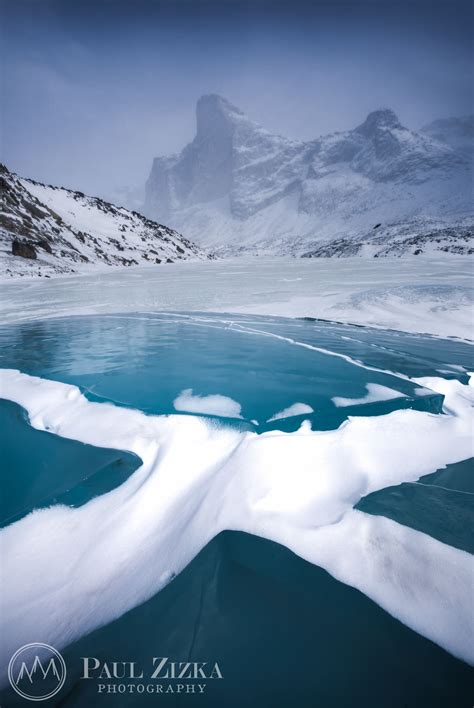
[8,643,66,701]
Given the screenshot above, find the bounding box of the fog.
[2,0,472,200]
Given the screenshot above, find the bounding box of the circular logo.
[8,643,66,701]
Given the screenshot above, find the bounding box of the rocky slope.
[300,218,473,258]
[144,95,473,255]
[0,165,209,278]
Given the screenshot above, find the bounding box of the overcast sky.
[2,0,472,198]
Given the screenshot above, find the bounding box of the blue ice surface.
[1,310,468,433]
[0,311,472,537]
[0,312,473,707]
[0,398,140,527]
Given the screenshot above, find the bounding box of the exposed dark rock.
[28,202,49,219]
[36,239,53,254]
[12,240,37,259]
[301,222,474,259]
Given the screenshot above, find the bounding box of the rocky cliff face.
[145,95,307,221]
[146,95,312,218]
[144,96,472,254]
[0,164,209,279]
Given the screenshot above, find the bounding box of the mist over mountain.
[144,95,473,255]
[421,116,474,157]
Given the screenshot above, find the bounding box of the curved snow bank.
[0,369,473,680]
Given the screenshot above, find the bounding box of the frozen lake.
[1,255,472,338]
[1,258,473,706]
[0,310,473,708]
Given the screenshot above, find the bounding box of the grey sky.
[2,0,472,198]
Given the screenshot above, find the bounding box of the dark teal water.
[0,312,461,432]
[3,532,472,707]
[358,458,474,554]
[0,398,140,527]
[0,312,473,707]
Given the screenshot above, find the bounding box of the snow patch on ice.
[332,383,406,407]
[173,388,243,419]
[414,386,436,397]
[267,402,314,421]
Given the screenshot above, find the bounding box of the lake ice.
[0,308,472,707]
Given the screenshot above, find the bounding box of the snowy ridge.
[0,164,210,279]
[144,96,473,255]
[301,218,473,258]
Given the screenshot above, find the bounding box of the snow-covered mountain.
[0,165,209,279]
[144,95,473,255]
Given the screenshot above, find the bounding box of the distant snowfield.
[0,256,472,340]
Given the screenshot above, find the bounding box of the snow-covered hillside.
[0,165,209,279]
[300,218,473,258]
[144,96,473,255]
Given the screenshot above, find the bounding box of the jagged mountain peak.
[197,94,243,120]
[356,109,403,136]
[197,93,241,112]
[195,94,260,140]
[144,100,472,253]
